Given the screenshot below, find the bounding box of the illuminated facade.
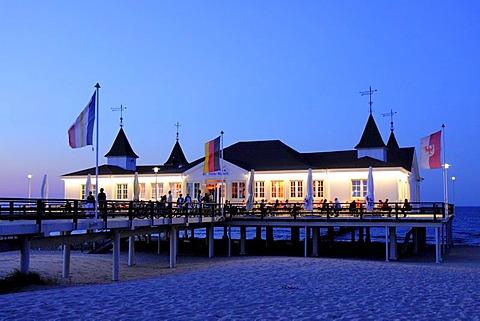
[62,114,420,205]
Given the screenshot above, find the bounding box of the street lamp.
[153,167,159,201]
[27,174,32,199]
[451,176,456,205]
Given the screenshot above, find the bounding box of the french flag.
[419,130,442,169]
[68,92,96,149]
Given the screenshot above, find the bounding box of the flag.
[204,136,221,173]
[420,130,442,169]
[68,92,96,148]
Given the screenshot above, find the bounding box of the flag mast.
[441,124,448,219]
[220,130,225,216]
[94,83,100,222]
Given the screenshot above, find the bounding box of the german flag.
[204,136,221,173]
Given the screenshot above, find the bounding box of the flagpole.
[94,83,101,222]
[441,124,448,219]
[220,131,225,216]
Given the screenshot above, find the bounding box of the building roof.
[164,141,188,168]
[104,128,139,158]
[354,114,387,149]
[386,131,400,149]
[223,140,309,171]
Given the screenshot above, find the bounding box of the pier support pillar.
[240,226,246,255]
[223,226,228,239]
[312,227,319,257]
[266,227,274,246]
[170,226,177,268]
[255,227,262,240]
[412,228,419,254]
[62,231,71,278]
[435,227,442,263]
[304,226,308,258]
[207,224,214,258]
[388,227,398,261]
[291,227,300,243]
[358,227,364,243]
[20,236,31,275]
[112,230,120,281]
[128,236,135,267]
[365,227,371,243]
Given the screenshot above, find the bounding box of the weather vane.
[359,86,377,114]
[382,109,397,132]
[111,105,127,128]
[174,121,181,141]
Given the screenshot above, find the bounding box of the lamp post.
[27,174,32,199]
[153,167,159,201]
[451,176,456,205]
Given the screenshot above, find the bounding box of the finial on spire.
[111,104,127,128]
[174,121,181,141]
[359,86,377,114]
[382,109,397,132]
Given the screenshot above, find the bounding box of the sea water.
[199,206,479,246]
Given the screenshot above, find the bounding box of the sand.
[0,246,479,320]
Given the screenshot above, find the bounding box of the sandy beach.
[1,246,479,320]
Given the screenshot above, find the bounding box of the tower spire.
[174,121,181,141]
[111,104,127,128]
[359,86,377,114]
[382,109,397,132]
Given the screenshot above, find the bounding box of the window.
[290,180,303,198]
[271,181,284,199]
[313,180,324,198]
[255,181,265,199]
[81,184,96,199]
[351,179,367,198]
[116,184,128,200]
[186,182,201,199]
[139,183,146,200]
[231,181,246,199]
[169,183,182,198]
[151,183,164,200]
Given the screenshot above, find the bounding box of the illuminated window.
[231,181,246,199]
[290,180,303,198]
[139,183,146,200]
[255,181,265,198]
[351,179,367,198]
[151,183,164,200]
[271,181,284,198]
[81,184,96,199]
[169,183,182,198]
[313,180,324,198]
[116,184,128,200]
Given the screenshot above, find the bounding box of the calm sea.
[205,206,480,246]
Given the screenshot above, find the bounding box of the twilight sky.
[1,1,479,205]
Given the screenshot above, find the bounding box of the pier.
[0,198,454,281]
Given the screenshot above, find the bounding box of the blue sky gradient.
[1,1,479,205]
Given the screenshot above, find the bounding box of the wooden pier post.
[312,227,319,257]
[112,230,120,281]
[207,224,214,258]
[388,227,398,260]
[62,231,71,278]
[240,226,246,255]
[20,236,31,275]
[170,226,177,268]
[128,236,135,266]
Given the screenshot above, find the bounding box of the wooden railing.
[0,198,453,226]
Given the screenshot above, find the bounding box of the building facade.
[62,114,420,206]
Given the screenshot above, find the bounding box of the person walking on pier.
[98,188,107,215]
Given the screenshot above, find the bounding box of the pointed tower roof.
[164,140,188,168]
[105,128,139,158]
[354,114,386,149]
[386,131,399,149]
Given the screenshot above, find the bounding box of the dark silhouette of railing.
[0,198,453,228]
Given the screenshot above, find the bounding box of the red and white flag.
[419,130,442,169]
